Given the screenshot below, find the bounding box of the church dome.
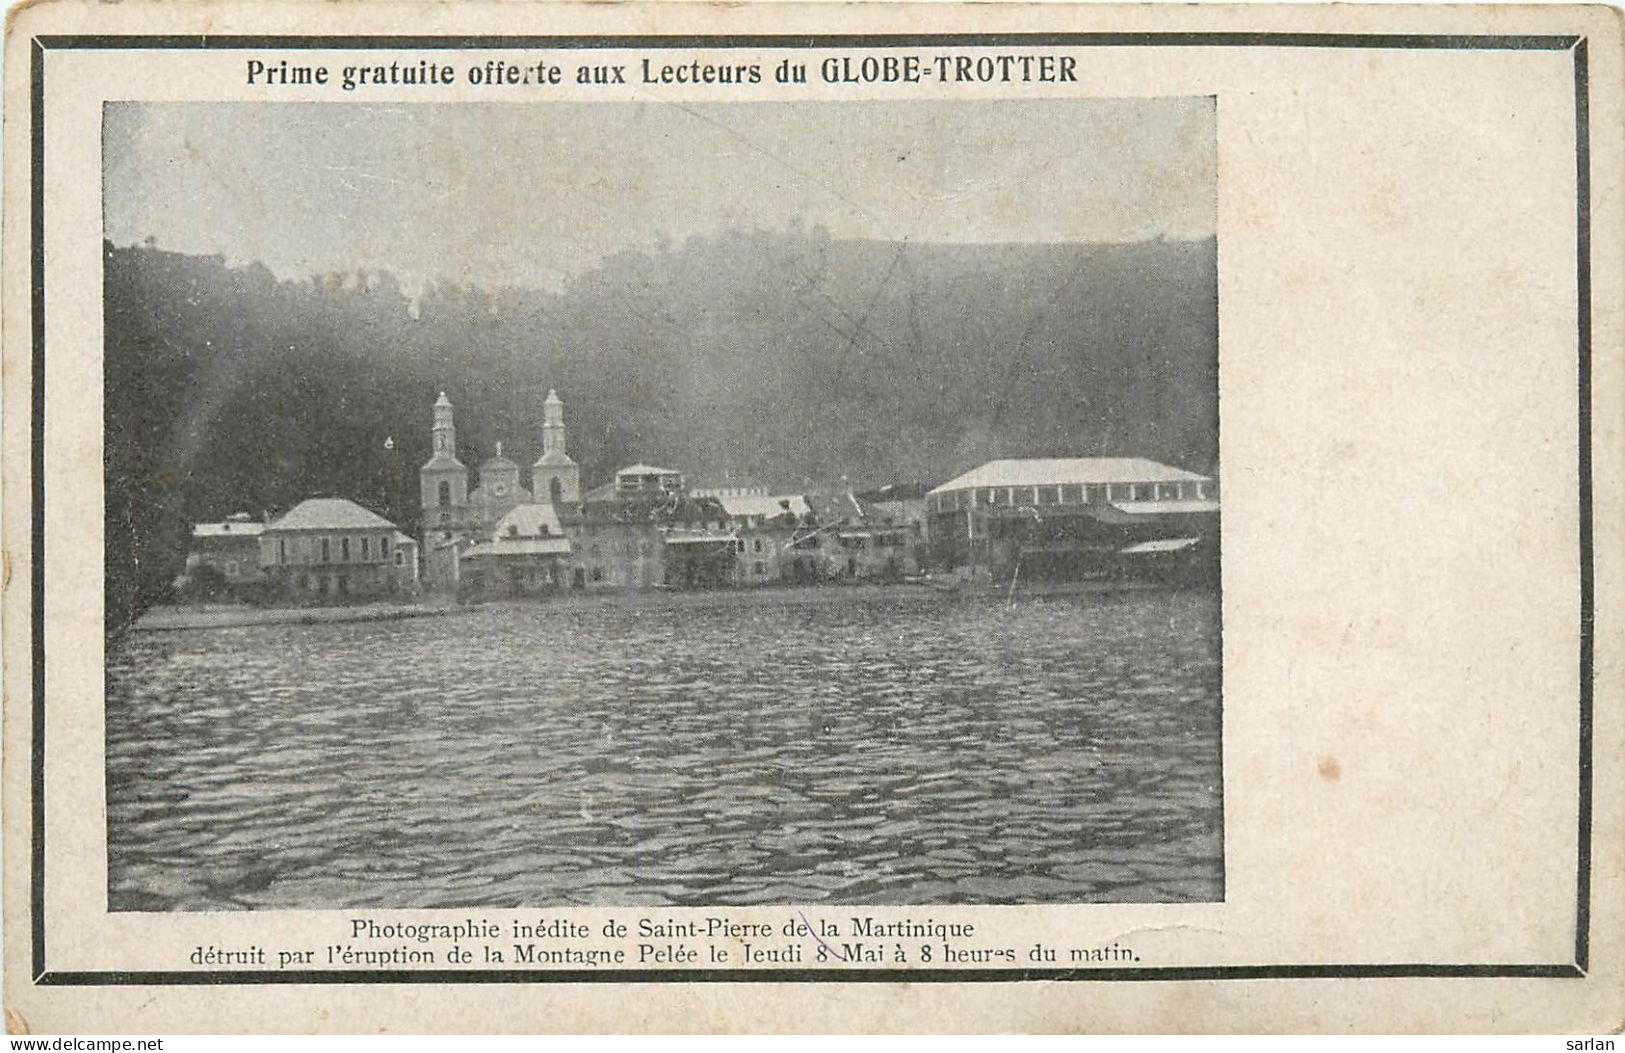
[480,441,520,473]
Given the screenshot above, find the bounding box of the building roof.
[929,458,1211,494]
[533,450,578,468]
[434,391,453,408]
[392,532,417,548]
[1110,498,1221,515]
[1120,537,1203,554]
[493,503,565,539]
[480,443,520,472]
[422,452,465,471]
[617,464,682,477]
[462,536,572,559]
[716,493,811,521]
[664,530,739,545]
[544,388,563,405]
[192,517,264,538]
[267,498,398,532]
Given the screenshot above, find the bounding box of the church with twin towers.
[418,388,581,587]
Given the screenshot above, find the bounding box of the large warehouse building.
[924,457,1220,582]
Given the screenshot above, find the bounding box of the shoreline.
[132,601,473,633]
[134,578,1202,631]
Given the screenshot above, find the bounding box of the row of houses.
[449,469,920,600]
[179,391,1219,605]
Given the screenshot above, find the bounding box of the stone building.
[460,502,572,597]
[259,497,418,601]
[183,512,266,596]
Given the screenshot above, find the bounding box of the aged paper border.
[4,0,1623,1034]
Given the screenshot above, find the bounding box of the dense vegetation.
[104,229,1216,632]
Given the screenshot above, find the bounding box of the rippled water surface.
[106,587,1223,910]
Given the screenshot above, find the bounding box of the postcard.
[3,0,1621,1034]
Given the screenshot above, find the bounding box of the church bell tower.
[419,392,469,518]
[532,389,581,506]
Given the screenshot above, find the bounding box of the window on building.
[549,477,564,504]
[1086,485,1104,504]
[1157,483,1178,500]
[753,538,763,552]
[589,544,600,557]
[591,566,604,582]
[341,537,351,562]
[395,551,405,566]
[508,525,520,538]
[277,539,287,564]
[1039,487,1060,505]
[226,561,239,576]
[1197,482,1212,499]
[1134,483,1155,501]
[438,481,451,508]
[299,575,309,591]
[753,561,765,575]
[320,538,331,563]
[361,537,370,560]
[380,536,389,557]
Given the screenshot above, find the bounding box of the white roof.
[1110,499,1221,515]
[267,498,397,532]
[493,503,564,539]
[665,531,739,545]
[716,494,811,520]
[1120,537,1203,554]
[193,520,264,538]
[463,537,572,558]
[929,458,1210,494]
[392,532,417,548]
[618,464,682,476]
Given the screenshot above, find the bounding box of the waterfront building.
[182,512,267,596]
[615,464,685,498]
[714,493,810,530]
[828,523,919,581]
[663,526,745,589]
[570,470,748,589]
[569,518,667,589]
[713,493,810,586]
[460,502,572,597]
[259,497,418,601]
[857,482,931,535]
[925,457,1219,580]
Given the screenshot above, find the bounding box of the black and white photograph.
[101,96,1222,911]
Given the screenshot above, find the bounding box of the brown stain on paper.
[1317,756,1341,782]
